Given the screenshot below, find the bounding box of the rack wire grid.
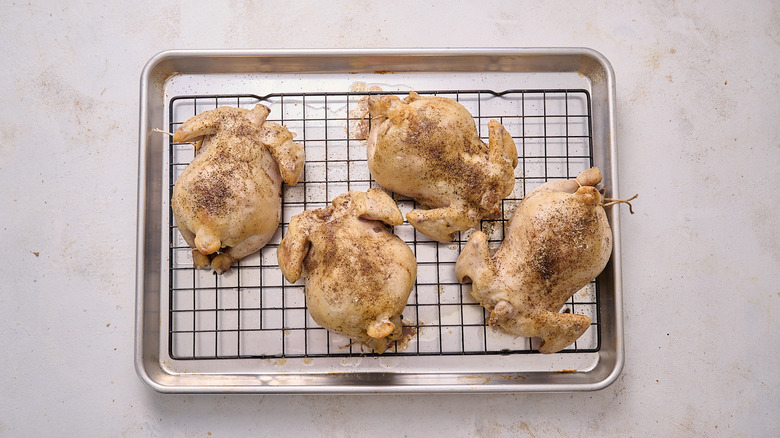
[166,89,601,360]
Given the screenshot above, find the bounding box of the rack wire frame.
[165,89,601,360]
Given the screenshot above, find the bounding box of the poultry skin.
[277,189,417,353]
[172,104,304,274]
[367,91,518,242]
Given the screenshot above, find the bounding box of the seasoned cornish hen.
[277,189,417,353]
[455,168,611,353]
[367,91,518,242]
[172,104,304,274]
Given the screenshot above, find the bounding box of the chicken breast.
[455,168,611,353]
[172,104,304,274]
[277,189,417,353]
[367,91,518,242]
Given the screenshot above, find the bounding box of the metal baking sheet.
[136,48,623,393]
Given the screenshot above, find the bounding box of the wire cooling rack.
[166,89,601,360]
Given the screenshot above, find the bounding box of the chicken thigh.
[277,189,417,353]
[455,168,611,353]
[367,92,518,242]
[172,104,304,274]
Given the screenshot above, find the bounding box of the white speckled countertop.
[1,1,778,436]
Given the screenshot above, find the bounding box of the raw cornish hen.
[277,189,417,353]
[367,91,518,242]
[455,168,611,353]
[172,104,304,274]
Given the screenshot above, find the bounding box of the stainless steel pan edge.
[135,47,623,393]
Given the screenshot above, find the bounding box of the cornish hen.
[455,168,611,353]
[367,92,518,242]
[277,189,417,353]
[172,104,304,274]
